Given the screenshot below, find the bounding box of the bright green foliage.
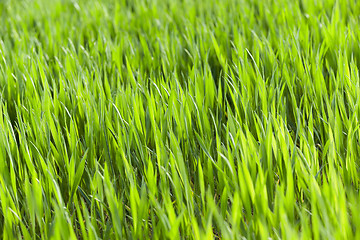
[0,0,360,239]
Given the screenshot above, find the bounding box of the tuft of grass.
[1,0,360,238]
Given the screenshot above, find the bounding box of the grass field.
[1,0,360,239]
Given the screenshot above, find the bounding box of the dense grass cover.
[0,0,360,238]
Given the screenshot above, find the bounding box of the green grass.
[0,0,360,239]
